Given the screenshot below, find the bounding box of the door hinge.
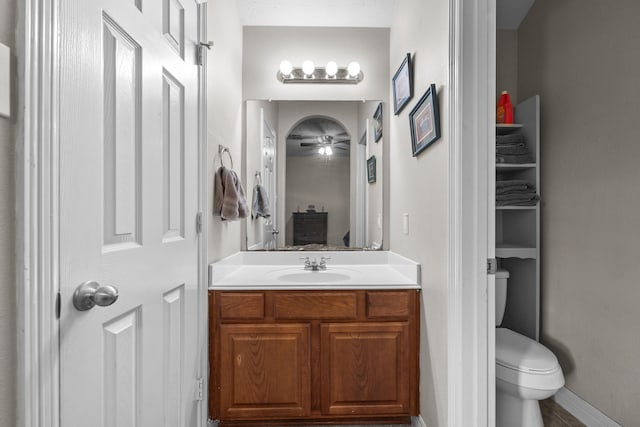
[55,291,61,319]
[196,41,213,66]
[196,378,204,401]
[487,258,497,275]
[196,212,203,234]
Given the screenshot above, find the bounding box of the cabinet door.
[320,322,411,415]
[219,324,310,419]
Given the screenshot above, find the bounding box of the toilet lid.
[496,328,559,373]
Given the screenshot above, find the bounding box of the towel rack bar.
[218,145,234,170]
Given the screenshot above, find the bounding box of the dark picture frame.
[392,53,413,115]
[409,84,441,157]
[367,156,376,183]
[373,103,383,142]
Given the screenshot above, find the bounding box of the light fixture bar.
[277,66,364,84]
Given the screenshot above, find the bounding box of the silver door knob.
[73,281,119,311]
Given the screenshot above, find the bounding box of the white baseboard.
[553,387,621,427]
[412,415,428,427]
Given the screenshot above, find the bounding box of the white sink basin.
[277,271,352,283]
[267,267,358,283]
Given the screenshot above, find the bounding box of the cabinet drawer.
[219,292,265,319]
[367,291,412,319]
[273,292,357,319]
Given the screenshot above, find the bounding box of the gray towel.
[496,154,532,164]
[496,184,528,195]
[496,144,528,155]
[251,184,271,219]
[213,166,248,221]
[496,179,529,188]
[496,133,524,144]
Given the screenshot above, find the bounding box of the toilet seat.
[496,328,564,391]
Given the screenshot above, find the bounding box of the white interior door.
[58,1,202,426]
[261,115,278,249]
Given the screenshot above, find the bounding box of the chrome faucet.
[301,256,330,271]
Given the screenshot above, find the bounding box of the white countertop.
[209,251,421,291]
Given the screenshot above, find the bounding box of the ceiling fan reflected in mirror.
[286,117,351,157]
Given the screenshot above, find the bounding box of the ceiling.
[236,0,395,28]
[236,0,534,30]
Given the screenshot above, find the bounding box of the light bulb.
[302,60,315,76]
[325,61,338,77]
[325,146,333,155]
[347,61,361,77]
[279,60,293,76]
[318,147,325,155]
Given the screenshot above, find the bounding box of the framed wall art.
[367,156,377,183]
[392,53,413,115]
[409,84,441,156]
[373,103,383,142]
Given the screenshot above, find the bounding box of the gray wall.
[207,0,245,262]
[496,30,518,104]
[389,0,451,425]
[518,1,640,425]
[0,0,16,426]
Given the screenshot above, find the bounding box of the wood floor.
[541,399,586,427]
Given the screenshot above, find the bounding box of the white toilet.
[495,269,564,427]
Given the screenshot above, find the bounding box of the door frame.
[448,0,495,426]
[16,1,210,426]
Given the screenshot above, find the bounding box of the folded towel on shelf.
[496,154,532,164]
[496,192,538,202]
[213,166,248,221]
[496,144,528,155]
[496,198,539,207]
[496,184,528,195]
[496,179,529,189]
[251,184,271,219]
[496,133,524,144]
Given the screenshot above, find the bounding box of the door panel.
[320,322,410,415]
[59,1,202,426]
[219,324,311,419]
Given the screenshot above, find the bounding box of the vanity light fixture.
[277,60,364,84]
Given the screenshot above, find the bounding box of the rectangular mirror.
[244,100,383,251]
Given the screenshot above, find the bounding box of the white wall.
[243,26,389,101]
[276,101,359,247]
[389,1,451,426]
[285,155,350,246]
[0,0,16,425]
[518,1,640,425]
[207,1,245,262]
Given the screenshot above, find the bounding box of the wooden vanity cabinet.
[209,290,420,426]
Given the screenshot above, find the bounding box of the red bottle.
[497,91,514,124]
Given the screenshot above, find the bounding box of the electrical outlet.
[402,213,409,235]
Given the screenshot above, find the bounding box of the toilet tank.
[495,269,509,326]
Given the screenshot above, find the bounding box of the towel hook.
[218,145,234,170]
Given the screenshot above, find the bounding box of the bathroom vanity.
[208,251,420,426]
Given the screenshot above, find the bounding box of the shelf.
[496,163,536,169]
[496,244,537,259]
[496,206,538,210]
[496,123,523,134]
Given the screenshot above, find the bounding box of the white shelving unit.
[496,95,540,341]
